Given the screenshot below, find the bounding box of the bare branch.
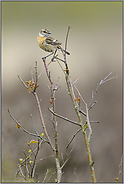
[37,155,54,163]
[46,171,56,183]
[73,76,81,85]
[60,156,71,170]
[48,108,81,126]
[66,128,81,149]
[7,109,44,140]
[74,84,86,105]
[86,104,92,143]
[18,75,28,89]
[18,165,25,179]
[34,92,55,152]
[89,70,118,109]
[42,58,54,88]
[79,109,86,117]
[64,25,71,64]
[31,139,40,178]
[42,169,51,183]
[68,145,75,157]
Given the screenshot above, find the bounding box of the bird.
[37,29,70,59]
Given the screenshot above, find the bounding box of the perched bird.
[37,29,70,58]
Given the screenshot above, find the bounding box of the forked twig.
[89,70,118,109]
[74,85,92,142]
[7,109,45,140]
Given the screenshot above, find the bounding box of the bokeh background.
[2,1,122,183]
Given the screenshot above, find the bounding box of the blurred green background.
[2,1,122,182]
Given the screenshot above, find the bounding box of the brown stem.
[64,27,96,182]
[34,92,55,151]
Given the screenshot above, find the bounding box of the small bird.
[37,29,70,58]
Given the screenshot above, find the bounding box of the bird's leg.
[51,48,58,62]
[42,52,54,60]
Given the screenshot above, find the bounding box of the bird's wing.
[46,37,62,45]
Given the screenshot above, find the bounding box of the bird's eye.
[43,30,47,33]
[41,30,45,33]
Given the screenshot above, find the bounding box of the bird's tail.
[63,49,70,55]
[58,46,70,55]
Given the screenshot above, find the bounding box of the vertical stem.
[65,74,82,124]
[65,75,96,182]
[51,89,62,183]
[34,92,54,151]
[43,58,62,182]
[81,126,96,182]
[64,26,96,182]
